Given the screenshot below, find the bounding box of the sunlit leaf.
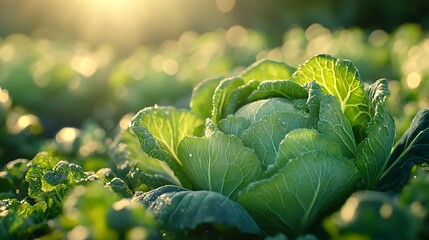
[130,106,204,186]
[240,59,295,83]
[293,54,371,141]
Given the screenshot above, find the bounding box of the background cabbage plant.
[128,54,425,237]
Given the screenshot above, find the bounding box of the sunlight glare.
[340,196,358,222]
[112,199,131,211]
[162,58,179,75]
[216,0,236,13]
[67,225,90,240]
[56,127,80,144]
[406,72,422,89]
[0,89,11,107]
[71,54,98,77]
[379,204,393,219]
[226,25,249,47]
[0,44,15,62]
[17,115,39,131]
[119,113,134,130]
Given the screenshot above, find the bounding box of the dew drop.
[189,153,193,158]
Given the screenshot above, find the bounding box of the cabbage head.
[129,54,397,237]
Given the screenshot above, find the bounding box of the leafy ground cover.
[1,51,429,239]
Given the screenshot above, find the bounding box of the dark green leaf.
[43,161,69,186]
[377,109,429,191]
[134,186,261,235]
[107,177,133,198]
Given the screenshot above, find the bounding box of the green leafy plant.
[128,54,429,237]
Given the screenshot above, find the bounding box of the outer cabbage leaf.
[240,59,296,83]
[238,151,359,236]
[318,95,357,158]
[133,185,261,235]
[178,131,263,199]
[307,82,358,158]
[293,54,371,142]
[355,80,395,189]
[190,77,223,120]
[109,129,179,189]
[377,109,429,191]
[211,77,245,124]
[130,106,204,185]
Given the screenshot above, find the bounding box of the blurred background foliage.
[1,0,429,166]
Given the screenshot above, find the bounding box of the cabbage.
[129,54,428,237]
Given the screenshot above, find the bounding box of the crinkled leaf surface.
[133,185,260,235]
[366,78,391,112]
[293,54,371,139]
[238,151,359,236]
[377,109,429,191]
[0,200,48,239]
[240,59,295,83]
[106,177,133,198]
[25,152,60,200]
[178,131,263,199]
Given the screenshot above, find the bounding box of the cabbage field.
[1,2,429,239]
